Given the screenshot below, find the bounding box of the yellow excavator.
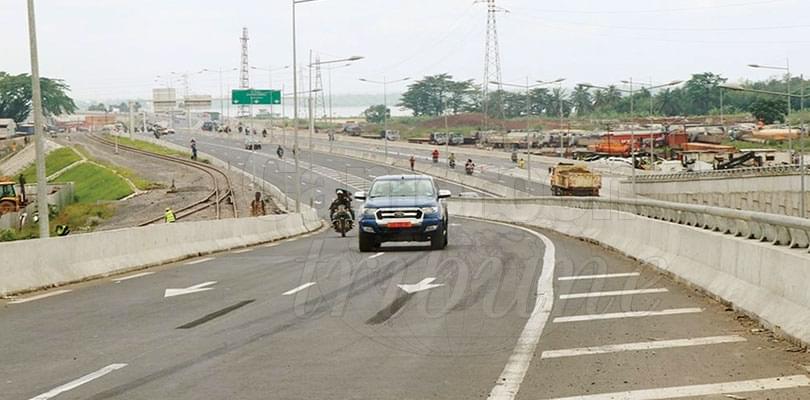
[0,176,26,215]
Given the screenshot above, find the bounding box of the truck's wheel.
[359,231,375,252]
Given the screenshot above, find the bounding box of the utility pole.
[480,0,505,129]
[26,0,49,238]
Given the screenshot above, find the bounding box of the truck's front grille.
[376,209,422,220]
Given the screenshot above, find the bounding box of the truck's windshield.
[369,179,434,198]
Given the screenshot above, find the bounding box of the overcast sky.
[2,0,808,101]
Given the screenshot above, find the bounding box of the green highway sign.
[232,89,282,105]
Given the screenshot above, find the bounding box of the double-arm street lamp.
[490,78,564,191]
[359,76,410,159]
[201,67,238,124]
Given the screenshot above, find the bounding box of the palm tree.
[570,86,593,115]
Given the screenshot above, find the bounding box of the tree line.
[0,72,77,122]
[395,72,803,124]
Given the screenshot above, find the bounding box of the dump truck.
[0,176,26,215]
[549,163,601,196]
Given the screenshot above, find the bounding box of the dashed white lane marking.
[554,308,704,323]
[231,248,253,254]
[540,335,746,359]
[368,252,385,259]
[185,257,215,265]
[545,375,810,400]
[283,282,316,296]
[9,290,72,304]
[483,221,556,400]
[112,272,154,282]
[28,363,128,400]
[558,272,641,281]
[560,288,668,300]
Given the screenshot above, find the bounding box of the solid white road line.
[482,221,556,400]
[554,308,704,323]
[112,272,154,282]
[283,282,316,296]
[28,363,128,400]
[558,272,641,281]
[231,248,253,254]
[560,288,668,299]
[368,252,385,259]
[541,335,746,359]
[546,375,810,400]
[185,257,215,265]
[9,289,72,304]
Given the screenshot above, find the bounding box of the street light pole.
[359,76,408,159]
[292,0,302,212]
[26,0,49,238]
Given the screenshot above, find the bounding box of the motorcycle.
[449,159,456,169]
[465,164,474,175]
[432,155,439,164]
[331,204,354,237]
[511,152,518,163]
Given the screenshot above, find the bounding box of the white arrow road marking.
[9,289,72,304]
[283,282,316,296]
[397,278,444,294]
[29,363,128,400]
[164,281,217,298]
[113,272,154,283]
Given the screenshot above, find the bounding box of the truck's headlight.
[421,206,438,215]
[362,208,378,217]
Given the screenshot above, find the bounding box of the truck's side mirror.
[354,191,366,201]
[438,190,451,199]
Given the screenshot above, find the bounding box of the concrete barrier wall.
[449,199,810,345]
[0,209,321,297]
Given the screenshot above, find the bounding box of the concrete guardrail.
[0,209,321,297]
[449,196,810,345]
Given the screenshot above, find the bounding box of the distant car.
[355,175,451,252]
[245,137,262,150]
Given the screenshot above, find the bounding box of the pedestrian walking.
[409,155,416,171]
[165,207,177,223]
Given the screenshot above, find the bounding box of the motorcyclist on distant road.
[277,145,284,159]
[465,159,475,175]
[448,152,456,169]
[432,149,439,163]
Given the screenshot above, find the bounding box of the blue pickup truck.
[354,175,451,252]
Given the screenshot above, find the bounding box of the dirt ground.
[64,133,279,231]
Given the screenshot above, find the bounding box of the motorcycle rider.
[448,152,456,168]
[329,188,355,220]
[432,149,439,163]
[465,159,475,175]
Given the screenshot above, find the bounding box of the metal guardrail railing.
[634,164,808,183]
[450,196,810,251]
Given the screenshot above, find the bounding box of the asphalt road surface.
[3,131,808,399]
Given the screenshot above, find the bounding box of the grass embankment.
[106,134,192,158]
[18,147,81,182]
[54,163,133,203]
[73,144,161,191]
[0,145,147,241]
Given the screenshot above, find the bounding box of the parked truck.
[549,163,601,196]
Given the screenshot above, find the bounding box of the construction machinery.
[549,163,601,196]
[0,176,26,215]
